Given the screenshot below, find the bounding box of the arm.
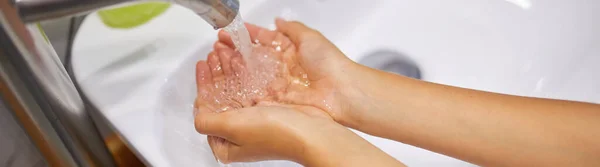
[302,115,405,167]
[339,62,600,166]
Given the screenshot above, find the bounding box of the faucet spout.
[16,0,239,29]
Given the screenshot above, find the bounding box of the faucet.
[17,0,240,29]
[0,0,239,166]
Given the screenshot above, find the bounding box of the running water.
[223,13,253,60]
[199,13,294,113]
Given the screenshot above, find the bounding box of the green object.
[98,2,171,29]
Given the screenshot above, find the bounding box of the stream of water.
[223,14,253,60]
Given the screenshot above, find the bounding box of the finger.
[207,51,224,79]
[229,56,254,107]
[207,136,220,162]
[273,32,293,51]
[213,41,231,50]
[194,99,214,118]
[194,107,234,137]
[217,30,235,48]
[218,23,270,47]
[231,56,246,75]
[196,61,212,89]
[208,136,231,163]
[217,49,235,76]
[208,136,249,164]
[196,61,213,101]
[275,18,321,47]
[255,29,278,47]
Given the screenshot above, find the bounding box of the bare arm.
[338,62,600,166]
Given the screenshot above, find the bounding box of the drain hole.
[358,50,421,79]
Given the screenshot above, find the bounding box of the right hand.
[216,19,362,127]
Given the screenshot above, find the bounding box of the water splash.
[204,45,284,112]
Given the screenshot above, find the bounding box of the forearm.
[301,123,405,167]
[341,63,600,166]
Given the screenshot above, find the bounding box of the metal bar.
[0,20,78,167]
[16,0,126,23]
[16,0,240,28]
[0,0,116,166]
[0,51,76,167]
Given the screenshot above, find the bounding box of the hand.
[194,44,349,165]
[193,102,330,164]
[194,19,409,166]
[194,102,329,164]
[215,19,360,126]
[194,102,404,166]
[194,48,402,166]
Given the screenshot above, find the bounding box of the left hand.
[194,102,333,164]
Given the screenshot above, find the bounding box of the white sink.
[72,0,600,166]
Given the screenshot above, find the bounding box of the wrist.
[298,123,354,167]
[334,61,371,128]
[300,122,404,167]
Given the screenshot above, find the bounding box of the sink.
[71,0,600,166]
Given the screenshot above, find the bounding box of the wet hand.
[194,102,335,164]
[216,19,359,126]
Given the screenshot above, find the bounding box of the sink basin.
[71,0,600,166]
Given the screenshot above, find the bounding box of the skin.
[194,20,404,166]
[194,103,404,167]
[195,18,600,166]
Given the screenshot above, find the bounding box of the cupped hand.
[194,102,405,167]
[194,101,334,164]
[194,19,405,167]
[215,19,359,126]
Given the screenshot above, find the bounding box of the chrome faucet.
[0,0,239,166]
[17,0,240,28]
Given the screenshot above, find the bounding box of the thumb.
[275,18,322,47]
[207,136,243,164]
[194,104,235,138]
[194,106,246,164]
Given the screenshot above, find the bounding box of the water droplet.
[323,100,333,111]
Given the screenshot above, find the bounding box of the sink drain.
[358,50,421,79]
